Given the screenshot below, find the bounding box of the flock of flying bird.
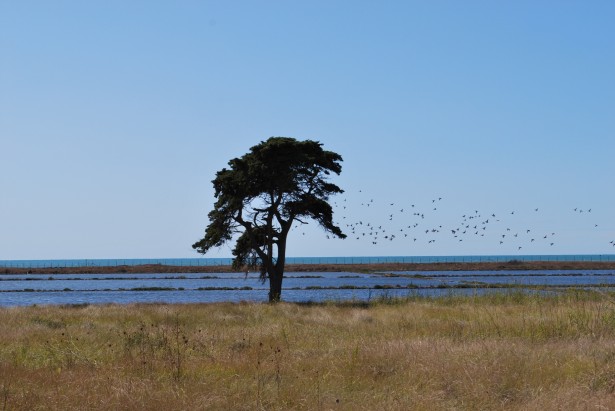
[301,191,615,252]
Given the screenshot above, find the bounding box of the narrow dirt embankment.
[3,260,615,275]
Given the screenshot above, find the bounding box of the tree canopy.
[192,137,345,302]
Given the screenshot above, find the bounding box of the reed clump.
[1,291,615,410]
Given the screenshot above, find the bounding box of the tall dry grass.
[1,291,615,410]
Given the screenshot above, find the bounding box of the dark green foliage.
[192,137,345,302]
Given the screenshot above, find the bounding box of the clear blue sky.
[1,1,613,260]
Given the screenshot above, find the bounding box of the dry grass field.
[1,291,615,410]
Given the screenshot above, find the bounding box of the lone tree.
[192,137,346,302]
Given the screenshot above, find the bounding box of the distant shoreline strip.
[2,254,615,269]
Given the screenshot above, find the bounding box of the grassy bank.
[4,260,615,274]
[2,292,615,410]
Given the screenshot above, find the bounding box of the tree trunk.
[268,269,283,303]
[268,236,288,303]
